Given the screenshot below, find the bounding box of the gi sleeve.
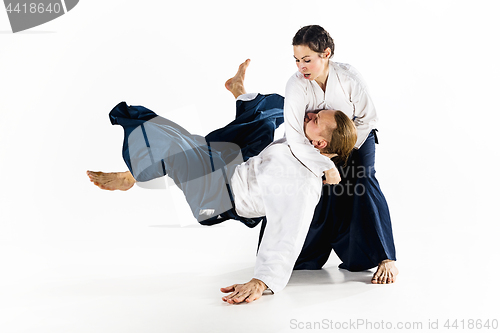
[252,158,322,293]
[343,65,379,148]
[284,76,335,177]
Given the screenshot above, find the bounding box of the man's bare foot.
[371,260,399,284]
[86,170,135,191]
[225,59,250,99]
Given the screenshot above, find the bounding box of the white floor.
[1,1,500,332]
[0,188,498,333]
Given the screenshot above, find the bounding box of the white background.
[1,1,499,332]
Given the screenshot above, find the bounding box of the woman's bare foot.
[225,59,250,99]
[86,170,135,191]
[371,260,399,284]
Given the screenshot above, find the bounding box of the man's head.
[304,110,357,163]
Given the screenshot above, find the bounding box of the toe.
[238,59,250,72]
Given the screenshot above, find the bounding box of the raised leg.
[225,59,250,99]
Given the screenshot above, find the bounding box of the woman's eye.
[305,60,311,63]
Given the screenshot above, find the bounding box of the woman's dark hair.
[292,25,335,58]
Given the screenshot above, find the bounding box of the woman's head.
[304,110,357,164]
[292,25,335,57]
[292,25,334,83]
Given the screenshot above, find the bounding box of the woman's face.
[293,45,330,82]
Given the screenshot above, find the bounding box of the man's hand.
[221,278,268,304]
[324,167,341,185]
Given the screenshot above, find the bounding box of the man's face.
[304,110,337,144]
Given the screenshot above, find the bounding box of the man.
[87,60,357,303]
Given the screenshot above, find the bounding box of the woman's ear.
[322,47,332,59]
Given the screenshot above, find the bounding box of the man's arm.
[220,145,322,304]
[251,152,322,294]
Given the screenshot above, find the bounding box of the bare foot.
[371,260,399,284]
[225,59,250,99]
[86,170,135,191]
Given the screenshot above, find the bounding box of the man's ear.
[312,139,328,150]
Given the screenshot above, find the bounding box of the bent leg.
[225,59,250,99]
[203,93,284,228]
[293,131,397,276]
[292,180,353,270]
[334,131,396,271]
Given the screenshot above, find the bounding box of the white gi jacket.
[230,138,323,292]
[284,60,378,177]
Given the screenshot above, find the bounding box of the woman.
[282,25,398,284]
[87,60,358,303]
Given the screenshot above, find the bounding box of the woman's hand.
[323,167,341,185]
[221,278,268,304]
